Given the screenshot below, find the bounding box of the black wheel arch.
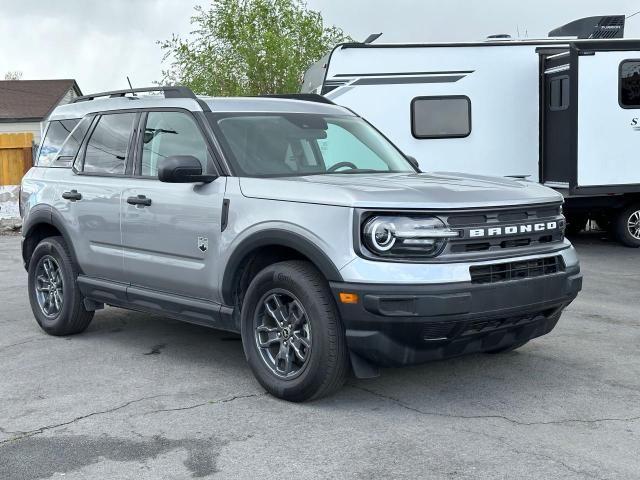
[22,205,82,272]
[221,229,343,306]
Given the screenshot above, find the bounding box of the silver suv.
[20,87,582,401]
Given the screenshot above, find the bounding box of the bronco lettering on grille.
[469,222,558,238]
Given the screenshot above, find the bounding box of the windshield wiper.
[325,169,384,174]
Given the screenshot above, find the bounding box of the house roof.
[0,79,82,123]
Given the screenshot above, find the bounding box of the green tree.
[158,0,351,96]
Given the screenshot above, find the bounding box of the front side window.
[620,60,640,108]
[209,113,414,177]
[411,96,471,139]
[82,113,136,175]
[37,119,79,167]
[140,111,209,176]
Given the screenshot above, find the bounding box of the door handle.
[127,195,152,207]
[62,190,82,201]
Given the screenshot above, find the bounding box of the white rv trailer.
[302,16,640,247]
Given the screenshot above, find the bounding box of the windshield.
[207,113,415,177]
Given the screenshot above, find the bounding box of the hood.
[239,172,563,209]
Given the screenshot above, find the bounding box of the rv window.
[620,60,640,108]
[549,76,570,111]
[411,96,471,139]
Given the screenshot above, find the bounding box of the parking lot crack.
[351,385,640,427]
[0,394,170,447]
[455,425,608,480]
[143,392,266,415]
[0,336,47,353]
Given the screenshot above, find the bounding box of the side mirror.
[406,155,421,172]
[158,155,216,183]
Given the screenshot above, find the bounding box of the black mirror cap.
[406,155,421,172]
[158,155,217,183]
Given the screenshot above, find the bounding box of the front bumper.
[330,265,582,367]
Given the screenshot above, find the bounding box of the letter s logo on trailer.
[632,118,640,131]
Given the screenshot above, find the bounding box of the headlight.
[362,216,459,258]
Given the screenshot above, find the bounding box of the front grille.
[469,256,564,284]
[443,204,565,256]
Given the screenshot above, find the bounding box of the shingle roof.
[0,79,82,122]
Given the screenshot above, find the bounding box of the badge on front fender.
[197,236,209,252]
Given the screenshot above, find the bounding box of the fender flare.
[22,205,82,271]
[220,229,343,306]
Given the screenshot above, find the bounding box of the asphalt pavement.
[1,232,638,479]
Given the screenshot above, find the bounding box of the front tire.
[240,261,349,402]
[27,236,94,336]
[614,205,640,248]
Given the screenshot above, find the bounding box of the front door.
[121,110,225,301]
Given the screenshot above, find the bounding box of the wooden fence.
[0,133,33,186]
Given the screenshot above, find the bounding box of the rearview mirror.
[158,155,216,183]
[406,155,421,172]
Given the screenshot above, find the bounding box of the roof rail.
[73,86,211,112]
[258,93,336,105]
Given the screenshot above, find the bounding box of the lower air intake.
[469,256,564,285]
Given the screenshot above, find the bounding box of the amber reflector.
[339,292,359,304]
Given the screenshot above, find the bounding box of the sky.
[1,0,639,94]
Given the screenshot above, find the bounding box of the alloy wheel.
[254,290,312,379]
[627,210,640,240]
[35,255,64,318]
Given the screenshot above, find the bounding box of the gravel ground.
[0,233,638,480]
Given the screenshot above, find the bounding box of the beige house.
[0,79,82,144]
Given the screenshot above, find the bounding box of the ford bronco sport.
[20,87,582,401]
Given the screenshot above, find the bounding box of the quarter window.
[37,119,79,167]
[83,113,136,175]
[620,60,640,108]
[140,111,208,177]
[411,96,471,139]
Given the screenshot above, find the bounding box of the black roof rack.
[258,93,336,105]
[73,86,211,112]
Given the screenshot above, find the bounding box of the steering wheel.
[327,161,358,172]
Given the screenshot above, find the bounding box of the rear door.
[62,112,137,282]
[121,110,226,301]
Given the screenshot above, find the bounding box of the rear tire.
[27,236,94,336]
[240,260,349,402]
[614,204,640,248]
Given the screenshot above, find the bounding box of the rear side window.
[37,119,79,167]
[82,113,136,175]
[411,96,471,139]
[620,60,640,108]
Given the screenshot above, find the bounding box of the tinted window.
[620,60,640,108]
[83,113,135,175]
[140,112,208,176]
[211,113,413,177]
[37,119,79,167]
[411,96,471,139]
[549,76,570,111]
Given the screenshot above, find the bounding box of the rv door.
[540,49,575,188]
